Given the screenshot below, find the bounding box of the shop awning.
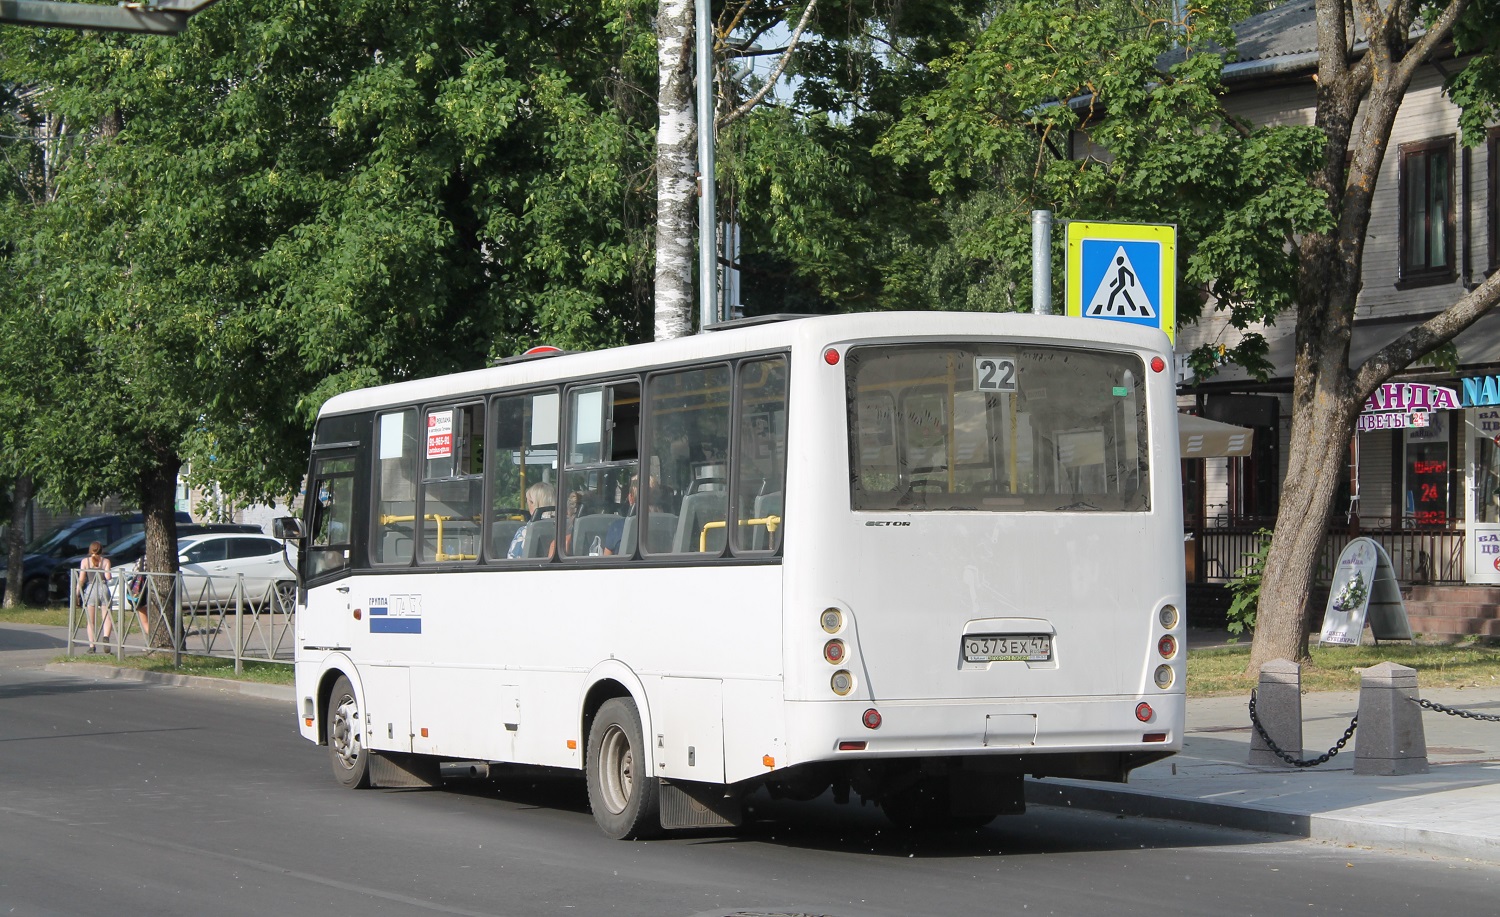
[1179,413,1255,457]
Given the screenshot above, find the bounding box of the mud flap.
[658,779,742,829]
[368,751,441,789]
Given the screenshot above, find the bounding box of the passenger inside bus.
[507,481,557,559]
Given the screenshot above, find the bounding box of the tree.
[1248,0,1500,669]
[1,0,660,626]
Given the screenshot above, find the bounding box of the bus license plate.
[963,634,1051,663]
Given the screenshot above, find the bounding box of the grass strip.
[1189,642,1500,696]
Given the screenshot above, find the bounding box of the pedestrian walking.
[77,541,114,653]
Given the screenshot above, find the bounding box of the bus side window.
[309,459,355,580]
[372,409,419,565]
[645,363,731,556]
[419,403,484,563]
[732,356,788,553]
[489,390,560,562]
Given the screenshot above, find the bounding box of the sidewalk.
[1027,681,1500,864]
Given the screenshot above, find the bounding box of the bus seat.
[490,520,523,557]
[622,512,678,555]
[383,532,413,563]
[522,518,557,558]
[751,491,783,550]
[571,513,620,555]
[671,492,727,553]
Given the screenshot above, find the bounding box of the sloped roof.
[1233,0,1318,62]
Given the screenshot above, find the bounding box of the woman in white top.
[77,541,114,653]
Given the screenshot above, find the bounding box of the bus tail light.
[1158,604,1179,629]
[838,741,866,751]
[820,608,843,633]
[1135,702,1154,722]
[831,670,854,696]
[1157,635,1177,659]
[1143,733,1168,743]
[824,640,846,664]
[862,709,881,729]
[1153,664,1174,689]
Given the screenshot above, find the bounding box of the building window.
[1488,127,1498,273]
[1399,136,1455,286]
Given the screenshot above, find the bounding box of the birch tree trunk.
[654,0,697,341]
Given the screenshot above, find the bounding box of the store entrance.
[1466,406,1500,584]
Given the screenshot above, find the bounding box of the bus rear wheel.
[586,697,660,839]
[328,675,370,789]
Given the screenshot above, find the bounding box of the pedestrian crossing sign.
[1065,221,1176,343]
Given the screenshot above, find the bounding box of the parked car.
[116,532,298,605]
[50,523,263,600]
[0,511,192,606]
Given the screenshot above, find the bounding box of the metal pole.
[234,574,244,676]
[696,0,717,332]
[1032,210,1053,315]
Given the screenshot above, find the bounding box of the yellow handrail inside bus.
[379,513,479,561]
[698,515,781,552]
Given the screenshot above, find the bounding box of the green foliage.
[0,0,659,511]
[1225,528,1274,639]
[876,0,1331,336]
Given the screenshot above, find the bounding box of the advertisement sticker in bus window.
[427,410,454,460]
[974,355,1018,392]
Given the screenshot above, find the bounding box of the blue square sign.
[1065,222,1176,342]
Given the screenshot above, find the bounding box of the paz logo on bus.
[369,594,423,634]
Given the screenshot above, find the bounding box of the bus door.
[299,449,358,653]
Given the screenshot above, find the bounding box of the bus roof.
[317,311,1172,418]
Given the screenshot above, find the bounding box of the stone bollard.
[1249,659,1304,767]
[1354,662,1429,776]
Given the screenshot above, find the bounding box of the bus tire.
[586,697,661,839]
[327,675,370,789]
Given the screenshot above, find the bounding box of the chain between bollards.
[1410,696,1500,722]
[1248,688,1358,768]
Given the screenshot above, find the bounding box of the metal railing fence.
[66,569,295,673]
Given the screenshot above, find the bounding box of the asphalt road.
[1,624,1497,916]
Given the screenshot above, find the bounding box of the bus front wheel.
[328,675,370,789]
[586,697,661,839]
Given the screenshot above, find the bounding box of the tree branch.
[718,0,819,129]
[1351,271,1500,400]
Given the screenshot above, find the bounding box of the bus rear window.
[847,344,1149,512]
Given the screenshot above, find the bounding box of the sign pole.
[1032,210,1052,315]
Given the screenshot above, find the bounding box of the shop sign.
[1357,382,1459,432]
[1461,375,1500,407]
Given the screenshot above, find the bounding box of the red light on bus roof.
[1150,356,1166,373]
[824,348,840,366]
[524,345,563,356]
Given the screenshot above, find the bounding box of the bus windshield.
[847,342,1149,512]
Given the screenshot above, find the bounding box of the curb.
[43,661,295,703]
[1025,777,1500,864]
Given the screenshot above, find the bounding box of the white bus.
[281,312,1185,838]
